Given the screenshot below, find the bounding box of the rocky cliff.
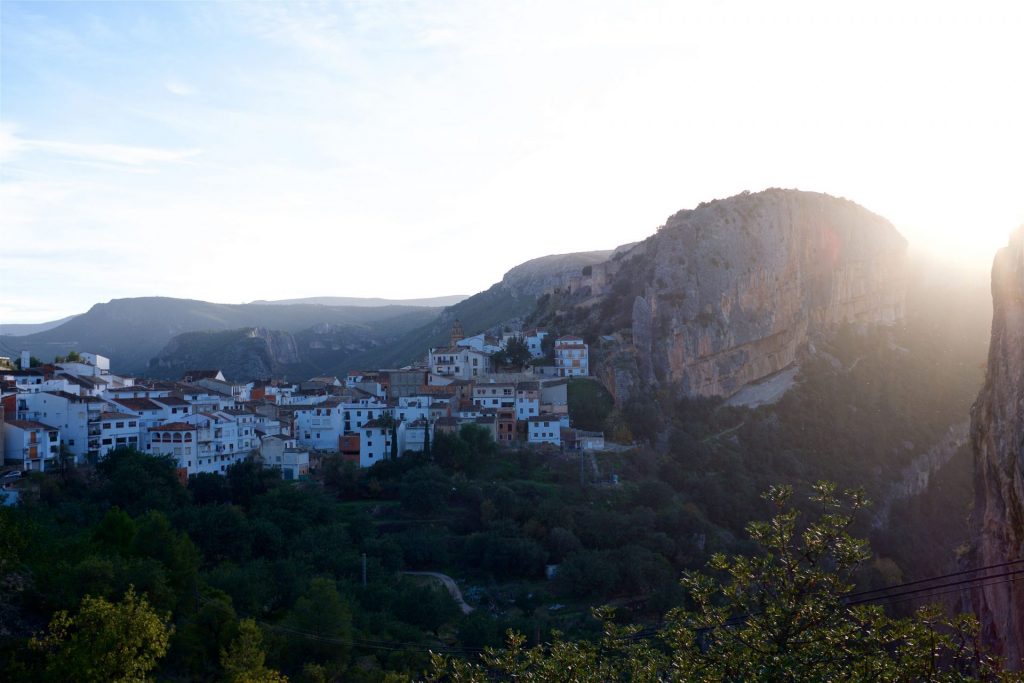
[970,226,1024,669]
[149,327,302,380]
[540,189,908,401]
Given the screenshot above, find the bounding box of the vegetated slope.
[969,226,1024,669]
[249,295,469,308]
[13,297,442,374]
[531,189,908,401]
[345,248,627,370]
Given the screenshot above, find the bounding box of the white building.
[393,397,431,425]
[97,411,142,458]
[224,408,260,454]
[150,396,194,420]
[524,329,548,358]
[554,336,589,377]
[358,418,396,468]
[184,412,244,473]
[428,346,493,380]
[457,333,502,354]
[146,422,198,477]
[259,435,309,480]
[472,382,515,410]
[17,391,109,463]
[110,397,173,431]
[399,418,432,454]
[528,415,562,446]
[147,412,247,477]
[515,381,540,420]
[1,370,73,395]
[3,419,61,472]
[294,402,344,450]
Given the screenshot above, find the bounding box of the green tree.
[54,350,82,364]
[220,618,288,683]
[430,483,1017,682]
[492,336,531,369]
[32,586,172,683]
[281,577,352,671]
[173,592,239,677]
[92,506,138,554]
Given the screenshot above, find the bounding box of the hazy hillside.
[249,295,469,308]
[11,297,442,374]
[9,250,625,379]
[0,314,80,337]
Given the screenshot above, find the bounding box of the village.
[0,321,603,488]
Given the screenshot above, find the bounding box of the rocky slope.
[970,226,1024,669]
[149,328,301,380]
[539,189,908,401]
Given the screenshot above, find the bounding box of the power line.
[616,559,1024,644]
[843,557,1024,600]
[848,567,1024,607]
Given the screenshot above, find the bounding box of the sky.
[1,1,1022,323]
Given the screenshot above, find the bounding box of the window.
[102,438,112,446]
[116,422,124,429]
[103,423,111,429]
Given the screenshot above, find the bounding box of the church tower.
[450,319,465,346]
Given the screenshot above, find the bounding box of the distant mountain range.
[0,315,80,337]
[1,250,620,380]
[247,295,470,308]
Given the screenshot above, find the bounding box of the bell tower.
[450,319,465,346]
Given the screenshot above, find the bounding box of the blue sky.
[2,1,1023,322]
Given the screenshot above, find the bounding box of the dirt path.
[403,571,474,614]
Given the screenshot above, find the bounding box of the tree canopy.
[429,483,1018,682]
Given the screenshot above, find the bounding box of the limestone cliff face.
[581,189,907,400]
[971,226,1024,669]
[150,327,301,380]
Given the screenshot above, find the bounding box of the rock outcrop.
[970,226,1024,669]
[150,327,301,380]
[564,189,907,400]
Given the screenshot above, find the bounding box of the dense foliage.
[429,484,1018,682]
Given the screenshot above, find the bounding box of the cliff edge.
[545,189,908,401]
[971,226,1024,669]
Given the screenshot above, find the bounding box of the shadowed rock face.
[594,189,908,401]
[971,226,1024,670]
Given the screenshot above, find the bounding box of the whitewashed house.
[523,329,548,358]
[97,411,141,458]
[428,347,493,380]
[528,415,562,446]
[554,336,589,377]
[399,417,432,454]
[515,381,540,420]
[473,382,515,409]
[359,418,396,468]
[3,419,61,471]
[17,391,108,463]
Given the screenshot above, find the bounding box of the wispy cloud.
[165,80,197,97]
[6,132,200,166]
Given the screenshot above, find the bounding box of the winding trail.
[403,571,474,614]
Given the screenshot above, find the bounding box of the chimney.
[21,350,29,370]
